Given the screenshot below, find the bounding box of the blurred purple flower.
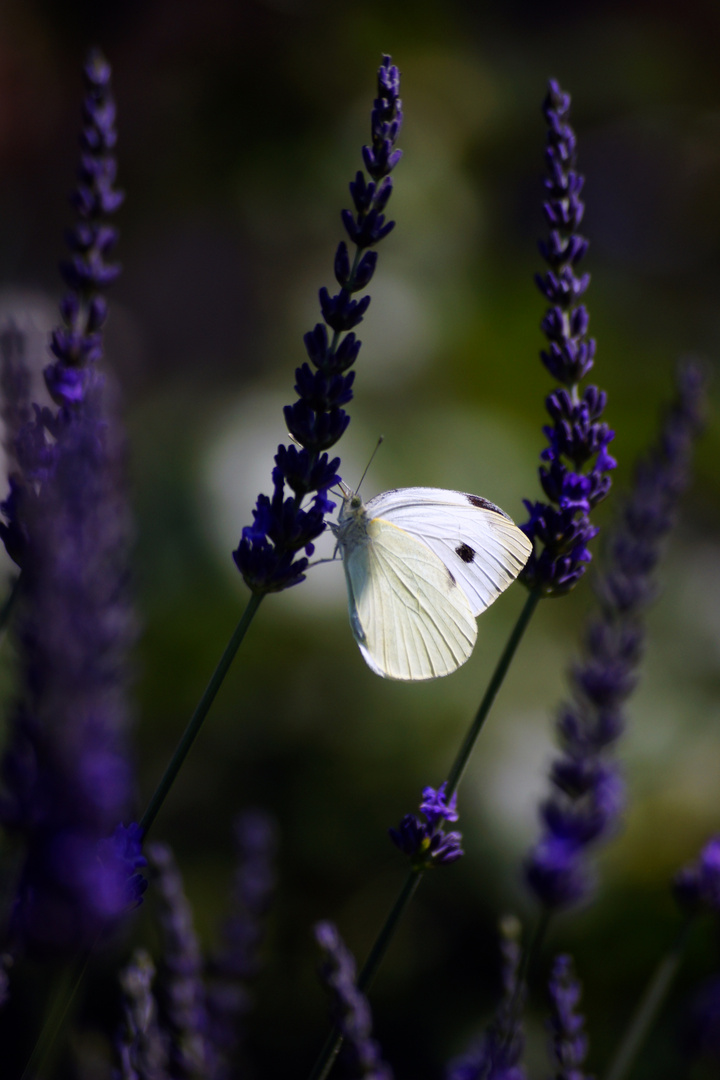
[389,783,464,869]
[234,55,402,594]
[525,361,705,910]
[205,810,277,1080]
[147,842,212,1079]
[0,49,139,955]
[315,920,393,1080]
[114,948,169,1080]
[521,80,616,597]
[445,916,526,1080]
[674,835,720,913]
[546,955,592,1080]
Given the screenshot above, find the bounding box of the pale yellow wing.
[343,517,477,681]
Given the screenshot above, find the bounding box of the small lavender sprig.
[234,55,402,595]
[525,361,705,910]
[389,783,463,869]
[114,949,169,1080]
[675,836,720,914]
[314,921,393,1080]
[547,955,592,1080]
[445,916,526,1080]
[521,80,616,597]
[147,843,211,1079]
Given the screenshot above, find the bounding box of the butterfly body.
[332,487,532,681]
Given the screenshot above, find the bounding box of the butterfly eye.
[351,495,362,509]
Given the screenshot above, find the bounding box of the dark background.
[1,0,720,1076]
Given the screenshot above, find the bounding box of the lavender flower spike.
[674,835,720,914]
[234,55,402,595]
[205,810,277,1080]
[147,842,212,1079]
[547,955,592,1080]
[521,80,616,597]
[525,361,705,910]
[0,48,140,953]
[314,921,393,1080]
[389,782,464,869]
[114,948,169,1080]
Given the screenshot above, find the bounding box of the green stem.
[305,590,540,1080]
[445,588,541,800]
[140,592,264,835]
[307,870,423,1080]
[0,573,21,639]
[20,940,97,1080]
[603,915,695,1080]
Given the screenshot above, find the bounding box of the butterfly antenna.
[355,436,384,496]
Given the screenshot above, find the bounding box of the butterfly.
[331,485,532,681]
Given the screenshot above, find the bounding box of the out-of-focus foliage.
[0,2,719,1077]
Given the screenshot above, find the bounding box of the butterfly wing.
[364,488,532,617]
[343,516,477,681]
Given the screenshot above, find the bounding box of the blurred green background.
[1,0,720,1076]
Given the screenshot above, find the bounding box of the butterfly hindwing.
[364,488,532,617]
[343,517,477,681]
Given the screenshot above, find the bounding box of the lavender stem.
[603,915,695,1080]
[140,592,264,835]
[445,588,540,798]
[306,590,539,1080]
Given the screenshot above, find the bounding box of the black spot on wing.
[466,493,510,518]
[456,542,476,564]
[447,567,457,587]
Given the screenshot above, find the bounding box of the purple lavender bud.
[525,360,705,911]
[546,955,592,1080]
[114,949,169,1080]
[674,836,720,913]
[234,56,401,596]
[521,81,615,597]
[147,842,212,1079]
[389,784,464,869]
[314,921,393,1080]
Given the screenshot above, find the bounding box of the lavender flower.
[521,80,616,597]
[233,54,402,595]
[445,916,526,1080]
[205,810,277,1080]
[114,948,169,1080]
[389,783,464,869]
[674,835,720,913]
[147,842,211,1079]
[547,955,592,1080]
[314,920,393,1080]
[0,49,139,953]
[525,361,705,909]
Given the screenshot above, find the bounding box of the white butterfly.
[331,485,532,681]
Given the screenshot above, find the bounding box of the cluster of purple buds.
[234,55,402,594]
[45,48,122,412]
[674,836,720,914]
[389,783,464,870]
[521,79,616,597]
[546,955,591,1080]
[314,921,393,1080]
[525,362,705,910]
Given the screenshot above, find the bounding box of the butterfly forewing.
[344,518,477,681]
[365,488,532,617]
